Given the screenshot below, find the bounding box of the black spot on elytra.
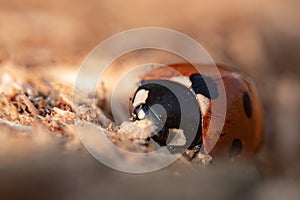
[189,74,218,99]
[243,92,252,118]
[229,139,243,158]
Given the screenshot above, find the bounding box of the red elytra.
[131,63,264,158]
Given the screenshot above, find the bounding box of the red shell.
[141,63,264,158]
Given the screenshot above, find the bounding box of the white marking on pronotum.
[169,76,192,88]
[132,89,149,107]
[196,94,210,116]
[166,128,186,146]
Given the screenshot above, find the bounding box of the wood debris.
[0,65,208,165]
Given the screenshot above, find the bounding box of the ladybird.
[129,63,263,158]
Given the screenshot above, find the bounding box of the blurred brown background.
[0,0,300,199]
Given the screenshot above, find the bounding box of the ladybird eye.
[133,105,148,120]
[243,92,252,118]
[229,139,243,158]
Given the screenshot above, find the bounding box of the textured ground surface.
[0,0,300,199]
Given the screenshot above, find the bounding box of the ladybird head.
[130,79,203,150]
